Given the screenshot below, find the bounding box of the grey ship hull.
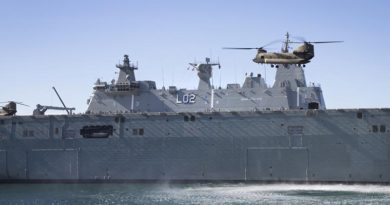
[1,108,390,183]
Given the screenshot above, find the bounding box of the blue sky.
[1,0,390,115]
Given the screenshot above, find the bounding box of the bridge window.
[357,112,363,119]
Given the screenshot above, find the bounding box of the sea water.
[0,183,389,205]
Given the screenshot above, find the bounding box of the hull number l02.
[176,93,196,104]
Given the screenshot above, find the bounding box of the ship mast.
[189,58,221,90]
[282,32,290,53]
[116,55,138,83]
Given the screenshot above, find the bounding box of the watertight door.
[246,147,308,181]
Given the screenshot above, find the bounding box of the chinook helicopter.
[224,32,342,66]
[0,101,29,116]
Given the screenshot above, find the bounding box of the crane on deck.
[32,87,76,116]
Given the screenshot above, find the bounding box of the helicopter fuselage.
[253,52,312,64]
[253,43,315,65]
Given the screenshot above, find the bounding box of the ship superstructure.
[86,55,324,114]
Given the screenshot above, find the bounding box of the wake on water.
[151,183,390,205]
[1,183,390,205]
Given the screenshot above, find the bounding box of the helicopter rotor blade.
[223,39,282,50]
[291,36,306,42]
[222,47,259,50]
[261,39,282,48]
[16,102,30,107]
[308,41,344,44]
[0,101,30,107]
[290,41,343,44]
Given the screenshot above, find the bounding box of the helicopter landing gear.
[275,65,279,68]
[271,64,274,68]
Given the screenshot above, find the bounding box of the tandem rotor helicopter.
[223,32,343,67]
[0,101,29,116]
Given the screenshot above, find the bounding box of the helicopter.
[223,32,342,66]
[0,101,29,116]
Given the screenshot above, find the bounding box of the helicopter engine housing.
[293,43,314,60]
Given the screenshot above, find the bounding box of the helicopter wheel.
[303,64,306,67]
[271,64,274,68]
[275,65,279,68]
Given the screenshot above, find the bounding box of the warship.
[0,34,389,183]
